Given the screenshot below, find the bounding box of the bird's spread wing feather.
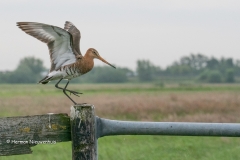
[64,21,82,57]
[17,22,76,72]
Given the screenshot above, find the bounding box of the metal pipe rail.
[97,117,240,138]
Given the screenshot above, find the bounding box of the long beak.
[98,57,116,68]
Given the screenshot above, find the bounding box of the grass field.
[1,82,240,159]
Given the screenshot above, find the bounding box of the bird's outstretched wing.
[64,21,82,58]
[17,22,76,72]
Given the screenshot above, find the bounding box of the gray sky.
[1,0,240,71]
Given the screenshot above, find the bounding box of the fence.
[1,104,240,159]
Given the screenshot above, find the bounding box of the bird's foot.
[69,90,83,97]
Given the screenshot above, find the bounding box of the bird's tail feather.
[39,76,52,84]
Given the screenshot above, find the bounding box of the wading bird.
[17,21,116,104]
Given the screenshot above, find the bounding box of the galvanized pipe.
[96,117,240,138]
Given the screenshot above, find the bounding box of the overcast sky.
[1,0,240,71]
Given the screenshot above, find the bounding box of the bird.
[17,21,116,104]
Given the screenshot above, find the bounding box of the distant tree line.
[164,54,239,83]
[0,54,240,83]
[136,54,239,83]
[0,57,46,83]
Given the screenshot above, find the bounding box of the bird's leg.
[62,80,78,105]
[55,78,82,97]
[55,79,85,105]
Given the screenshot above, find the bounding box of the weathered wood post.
[70,104,97,160]
[0,113,71,156]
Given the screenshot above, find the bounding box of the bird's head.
[88,48,116,68]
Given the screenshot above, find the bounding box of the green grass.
[1,142,71,160]
[1,83,240,97]
[1,83,240,159]
[98,136,240,160]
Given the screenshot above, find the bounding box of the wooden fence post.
[70,104,97,160]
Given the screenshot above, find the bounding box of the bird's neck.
[77,53,94,74]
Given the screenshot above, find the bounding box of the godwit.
[17,21,116,104]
